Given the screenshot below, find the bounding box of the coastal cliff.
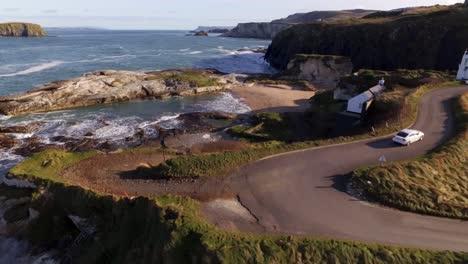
[222,10,374,39]
[266,4,468,71]
[222,22,292,39]
[0,23,46,37]
[282,54,353,89]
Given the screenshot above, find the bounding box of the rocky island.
[0,22,46,37]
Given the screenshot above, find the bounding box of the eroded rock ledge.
[0,69,236,116]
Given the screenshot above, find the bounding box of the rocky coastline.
[0,69,240,116]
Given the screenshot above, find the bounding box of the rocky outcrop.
[194,31,209,36]
[0,23,46,37]
[266,5,468,71]
[222,10,375,39]
[222,23,292,39]
[282,54,353,89]
[0,134,18,149]
[0,69,232,116]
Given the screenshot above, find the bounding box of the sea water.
[0,29,271,174]
[0,29,271,261]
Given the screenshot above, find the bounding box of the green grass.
[151,82,459,179]
[145,70,219,87]
[9,149,96,184]
[228,112,294,142]
[1,180,467,263]
[6,101,468,262]
[12,82,456,180]
[350,93,468,219]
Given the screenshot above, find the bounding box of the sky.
[0,0,464,30]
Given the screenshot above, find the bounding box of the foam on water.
[0,61,64,78]
[0,151,24,176]
[0,115,11,121]
[196,92,251,113]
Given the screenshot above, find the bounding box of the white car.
[392,129,425,146]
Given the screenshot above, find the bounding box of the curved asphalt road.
[228,86,468,252]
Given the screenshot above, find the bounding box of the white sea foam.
[0,115,11,121]
[5,133,34,140]
[179,48,191,52]
[73,54,137,64]
[0,61,64,77]
[195,92,251,114]
[0,151,24,176]
[156,114,180,123]
[188,51,202,55]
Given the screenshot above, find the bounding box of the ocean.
[0,29,272,262]
[0,29,272,176]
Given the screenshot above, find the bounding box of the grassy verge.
[145,70,219,87]
[2,175,467,263]
[151,82,460,179]
[350,93,468,220]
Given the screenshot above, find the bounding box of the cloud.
[42,9,58,14]
[3,8,20,12]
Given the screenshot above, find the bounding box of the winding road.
[228,86,468,252]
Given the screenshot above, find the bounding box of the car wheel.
[420,136,424,141]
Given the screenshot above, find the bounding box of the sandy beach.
[231,84,316,113]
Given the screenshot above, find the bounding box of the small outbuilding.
[456,50,468,81]
[346,80,386,115]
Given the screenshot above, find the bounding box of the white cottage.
[347,81,386,115]
[456,50,468,81]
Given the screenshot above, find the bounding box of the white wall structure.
[456,50,468,81]
[347,83,386,114]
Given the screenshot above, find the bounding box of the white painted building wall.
[347,91,373,114]
[456,50,468,81]
[346,84,386,114]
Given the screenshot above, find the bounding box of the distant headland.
[0,22,47,37]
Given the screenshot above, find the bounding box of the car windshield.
[397,132,409,138]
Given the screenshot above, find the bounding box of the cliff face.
[282,54,353,89]
[0,23,46,37]
[266,5,468,71]
[222,23,292,39]
[222,10,375,39]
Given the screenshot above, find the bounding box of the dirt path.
[59,149,262,232]
[231,84,315,113]
[60,151,230,199]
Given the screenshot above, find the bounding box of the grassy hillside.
[266,4,468,71]
[272,9,376,24]
[3,161,468,263]
[0,22,46,37]
[351,93,468,219]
